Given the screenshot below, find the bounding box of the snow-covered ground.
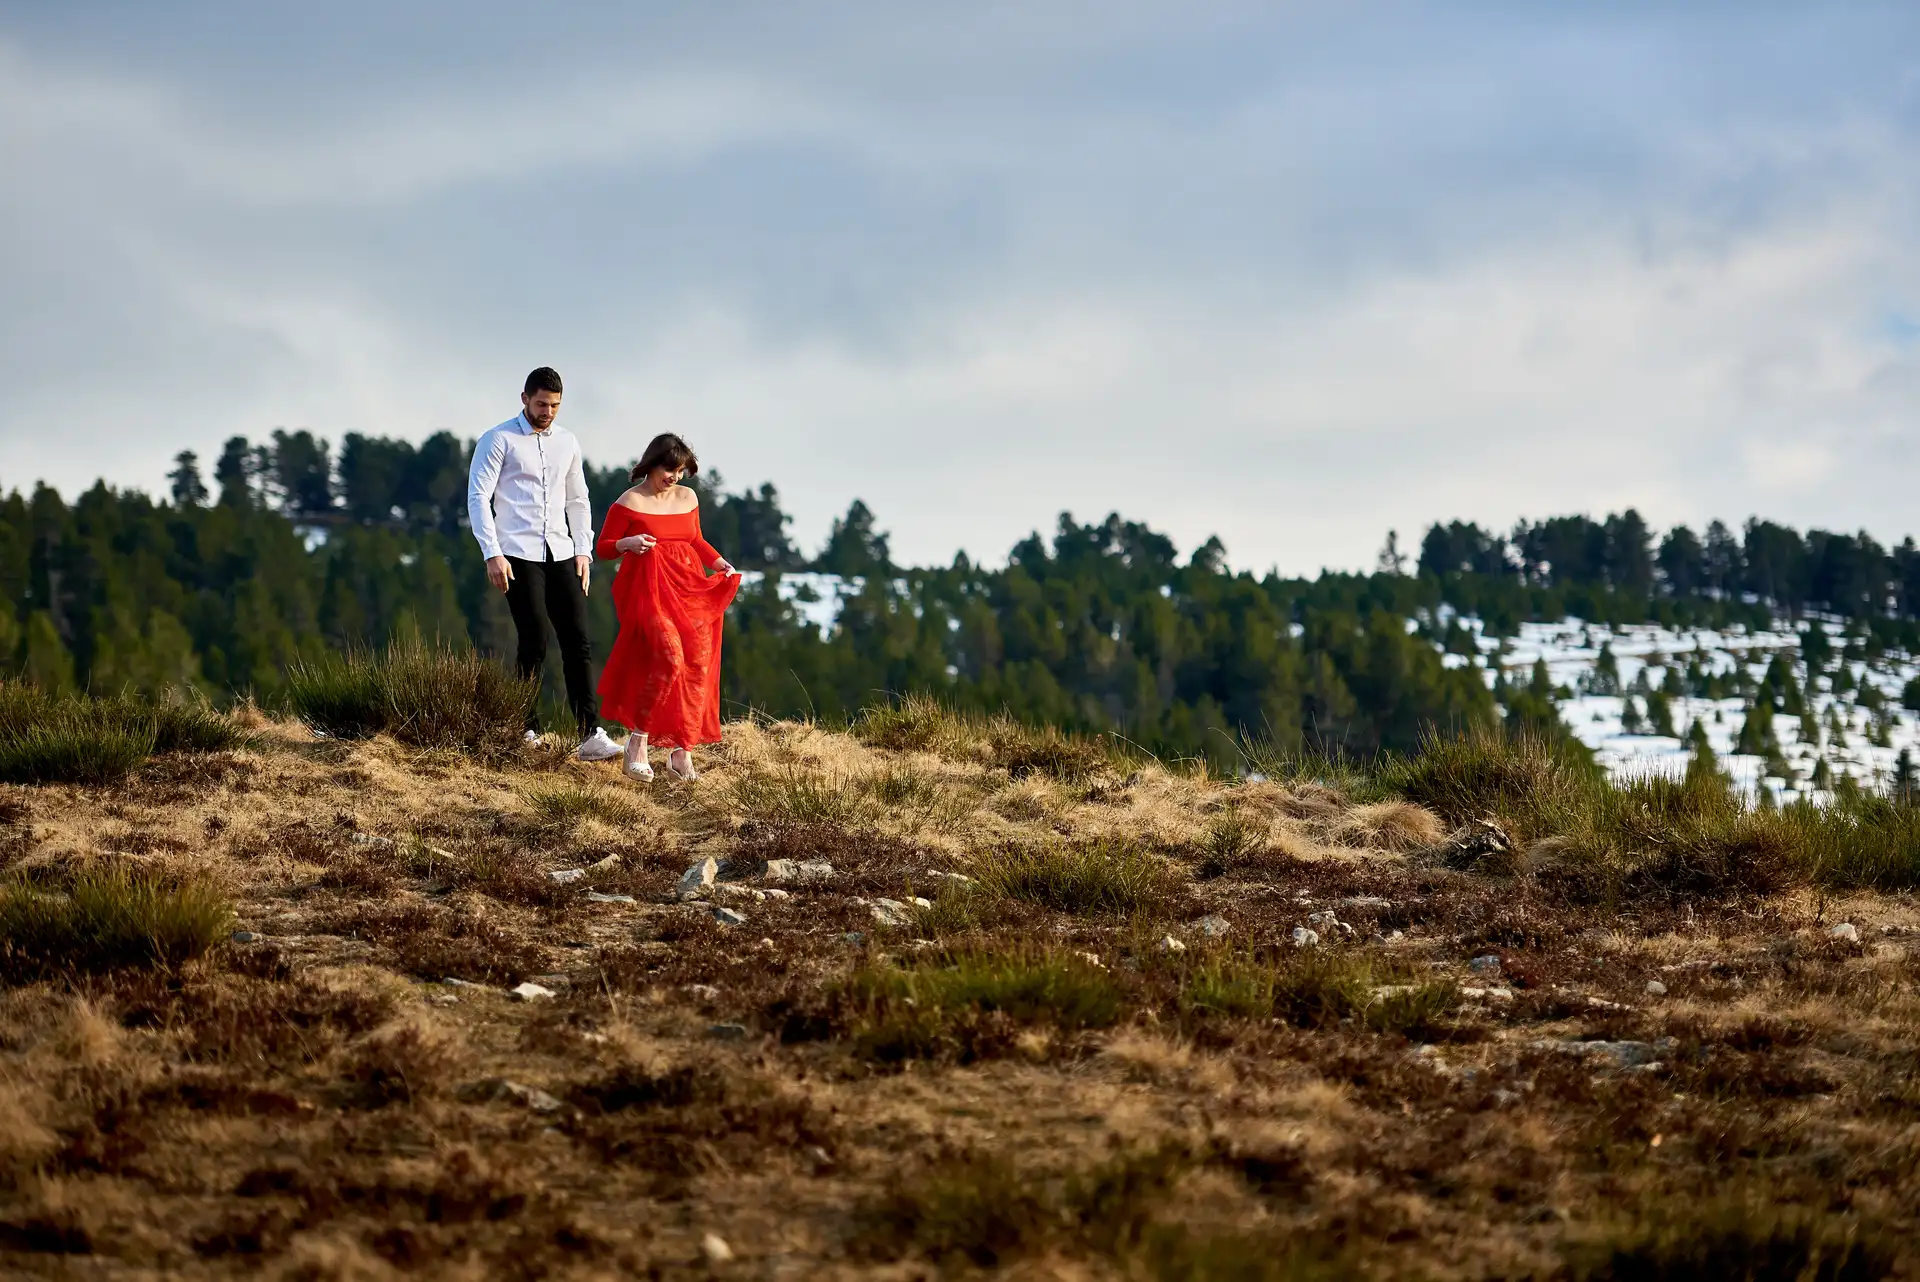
[1447,614,1920,804]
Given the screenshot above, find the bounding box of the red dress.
[595,502,740,747]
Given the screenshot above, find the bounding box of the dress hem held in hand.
[595,503,739,749]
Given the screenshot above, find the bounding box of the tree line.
[3,431,1913,769]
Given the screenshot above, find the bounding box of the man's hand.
[486,556,513,594]
[575,554,592,594]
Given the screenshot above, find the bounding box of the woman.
[595,433,740,780]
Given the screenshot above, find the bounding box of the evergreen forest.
[6,430,1920,769]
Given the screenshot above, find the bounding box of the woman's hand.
[712,557,737,575]
[616,534,657,555]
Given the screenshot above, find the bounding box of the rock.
[718,884,768,902]
[677,857,721,901]
[1427,818,1515,871]
[1644,980,1669,996]
[1188,914,1230,939]
[1157,935,1187,954]
[459,1078,563,1113]
[1540,1037,1676,1069]
[763,858,834,885]
[1075,951,1106,969]
[531,972,571,989]
[586,891,636,904]
[1468,954,1502,976]
[548,867,586,885]
[700,1233,734,1263]
[869,898,915,928]
[509,982,556,1001]
[925,869,975,885]
[230,930,262,944]
[587,853,621,872]
[708,1022,748,1040]
[842,931,866,945]
[350,832,393,848]
[443,977,486,990]
[1830,922,1860,942]
[687,984,720,1001]
[1340,896,1392,910]
[711,905,748,926]
[1291,927,1320,948]
[763,888,791,900]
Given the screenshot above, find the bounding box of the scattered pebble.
[1536,1037,1676,1069]
[443,977,485,990]
[925,869,975,885]
[711,906,748,927]
[1830,922,1860,942]
[586,891,635,904]
[708,1023,749,1040]
[586,853,621,872]
[1075,951,1106,969]
[509,982,556,1001]
[1644,980,1669,996]
[459,1078,563,1113]
[687,984,720,1001]
[700,1233,734,1263]
[1157,935,1187,954]
[547,867,586,885]
[677,857,720,901]
[1468,954,1502,976]
[1188,914,1230,938]
[1340,896,1392,910]
[869,898,915,928]
[230,930,261,944]
[842,931,866,945]
[763,888,791,900]
[763,858,835,885]
[1291,927,1320,948]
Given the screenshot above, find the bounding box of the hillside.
[3,687,1920,1278]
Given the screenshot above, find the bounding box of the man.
[467,366,622,761]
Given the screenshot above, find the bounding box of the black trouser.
[504,550,598,739]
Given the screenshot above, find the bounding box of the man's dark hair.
[524,367,564,397]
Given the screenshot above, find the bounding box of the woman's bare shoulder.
[670,485,700,512]
[611,487,649,512]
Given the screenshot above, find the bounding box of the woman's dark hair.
[524,366,563,396]
[630,433,699,484]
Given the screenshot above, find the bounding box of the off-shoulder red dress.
[594,502,740,748]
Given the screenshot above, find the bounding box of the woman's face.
[648,464,685,490]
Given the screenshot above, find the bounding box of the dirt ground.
[2,717,1918,1279]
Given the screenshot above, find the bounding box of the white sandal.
[623,757,654,782]
[666,750,698,781]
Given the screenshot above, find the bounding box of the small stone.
[443,977,485,989]
[687,983,720,1001]
[458,1078,564,1113]
[1188,914,1230,939]
[869,898,914,928]
[1830,922,1860,942]
[763,858,834,885]
[509,982,556,1001]
[1340,895,1392,910]
[842,931,866,945]
[711,905,748,926]
[1306,910,1339,926]
[230,930,261,944]
[586,891,636,903]
[531,972,570,988]
[548,867,586,884]
[926,869,975,885]
[1075,951,1106,969]
[350,832,393,848]
[1156,935,1187,954]
[1644,980,1669,996]
[700,1233,734,1263]
[586,852,621,872]
[763,887,791,900]
[718,884,768,902]
[677,856,721,901]
[1291,927,1320,948]
[708,1022,748,1040]
[1468,954,1502,975]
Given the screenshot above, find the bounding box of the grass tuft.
[288,637,536,757]
[0,683,246,785]
[1565,1204,1898,1282]
[522,778,647,830]
[974,837,1174,915]
[0,864,231,980]
[1179,951,1457,1036]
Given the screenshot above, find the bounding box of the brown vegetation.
[2,700,1920,1277]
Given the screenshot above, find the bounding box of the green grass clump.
[856,695,973,756]
[1195,809,1270,877]
[721,766,878,830]
[974,838,1173,916]
[0,683,245,785]
[830,947,1124,1062]
[523,778,647,830]
[1178,951,1457,1036]
[1376,727,1597,844]
[288,638,536,756]
[857,766,973,833]
[0,864,232,981]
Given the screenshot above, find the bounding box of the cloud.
[2,4,1918,573]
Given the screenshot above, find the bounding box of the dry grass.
[1,704,1919,1276]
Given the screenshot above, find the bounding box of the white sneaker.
[575,728,622,762]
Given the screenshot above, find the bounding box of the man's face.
[522,389,562,430]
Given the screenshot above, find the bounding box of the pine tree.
[22,611,74,693]
[1684,718,1722,787]
[1620,696,1647,735]
[1662,664,1686,697]
[1589,642,1620,695]
[1734,697,1777,757]
[168,451,209,507]
[1894,749,1917,804]
[1647,690,1677,737]
[1811,757,1833,790]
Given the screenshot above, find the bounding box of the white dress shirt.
[466,414,594,562]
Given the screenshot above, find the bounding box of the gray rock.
[585,891,636,904]
[677,857,721,901]
[869,898,915,928]
[763,858,835,885]
[687,983,720,1001]
[531,972,571,989]
[925,869,975,885]
[1540,1037,1676,1069]
[230,930,262,944]
[763,888,792,900]
[1188,914,1230,939]
[842,931,866,945]
[711,905,748,926]
[1468,954,1502,976]
[547,867,586,884]
[443,977,486,989]
[1291,926,1320,948]
[1157,934,1187,954]
[509,981,556,1001]
[1644,980,1669,996]
[1830,922,1860,942]
[459,1078,563,1113]
[1340,896,1392,910]
[707,1022,749,1040]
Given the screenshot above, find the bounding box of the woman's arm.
[693,506,735,573]
[595,506,628,560]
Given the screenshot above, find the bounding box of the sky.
[4,2,1918,575]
